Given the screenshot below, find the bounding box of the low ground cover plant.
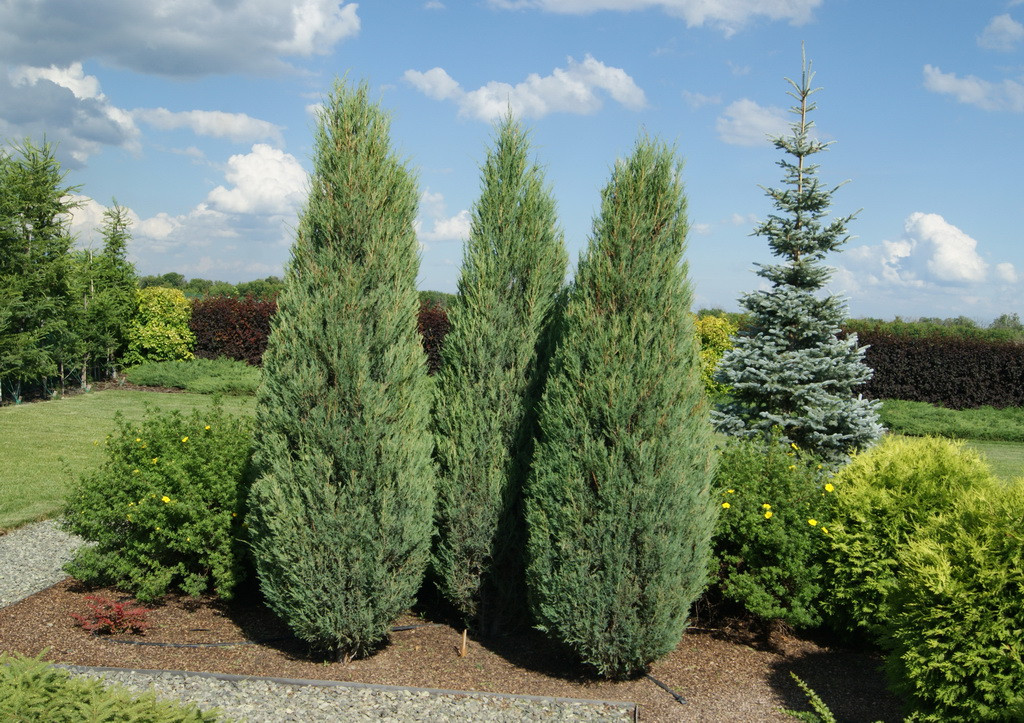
[70,594,151,635]
[0,651,218,721]
[711,434,834,629]
[824,435,997,636]
[123,357,261,395]
[62,404,253,602]
[881,399,1024,442]
[881,483,1024,721]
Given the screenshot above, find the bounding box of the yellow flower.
[762,503,771,510]
[764,511,773,519]
[152,458,158,464]
[788,465,796,470]
[824,483,835,493]
[817,464,823,470]
[161,496,171,503]
[135,438,142,443]
[205,425,211,431]
[727,489,735,494]
[181,436,189,443]
[155,526,160,531]
[132,469,140,475]
[186,537,191,542]
[821,527,829,535]
[126,514,131,520]
[790,442,799,451]
[722,502,731,509]
[808,519,818,526]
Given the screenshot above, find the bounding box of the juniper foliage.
[248,80,435,661]
[432,117,567,633]
[714,51,882,464]
[525,137,717,678]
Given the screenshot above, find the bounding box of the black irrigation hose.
[90,623,442,648]
[645,672,687,705]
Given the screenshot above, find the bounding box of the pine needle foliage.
[432,116,567,634]
[248,79,435,661]
[714,49,882,464]
[525,136,717,679]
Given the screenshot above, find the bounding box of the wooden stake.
[459,628,468,657]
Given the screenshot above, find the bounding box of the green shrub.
[124,287,196,366]
[62,404,252,602]
[0,651,219,721]
[124,358,261,395]
[824,435,996,635]
[695,313,737,398]
[882,483,1024,721]
[880,399,1024,443]
[711,435,834,628]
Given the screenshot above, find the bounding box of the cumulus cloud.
[979,13,1024,51]
[416,189,471,247]
[923,64,1024,113]
[133,108,284,144]
[682,90,721,108]
[716,99,789,146]
[838,213,1015,291]
[2,62,138,165]
[487,0,820,35]
[404,55,647,121]
[206,144,308,216]
[0,1,359,77]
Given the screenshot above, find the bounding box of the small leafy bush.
[62,404,253,602]
[0,651,219,721]
[70,595,150,635]
[124,357,261,395]
[711,434,834,628]
[695,313,737,398]
[124,287,196,366]
[824,435,996,636]
[881,482,1024,722]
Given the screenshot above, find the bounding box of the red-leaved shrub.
[418,300,450,375]
[71,595,151,635]
[190,295,276,366]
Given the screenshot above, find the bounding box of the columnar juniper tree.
[248,80,435,662]
[714,51,882,464]
[525,137,717,679]
[432,117,567,634]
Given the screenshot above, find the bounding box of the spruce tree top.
[754,49,855,292]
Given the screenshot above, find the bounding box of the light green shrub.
[62,404,253,602]
[124,287,195,366]
[712,434,834,628]
[695,313,737,398]
[0,651,219,721]
[881,483,1024,722]
[824,435,996,635]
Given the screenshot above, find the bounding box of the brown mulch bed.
[0,578,904,722]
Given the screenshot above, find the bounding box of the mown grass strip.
[0,390,254,532]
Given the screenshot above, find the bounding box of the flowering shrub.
[824,435,996,636]
[70,595,150,634]
[62,404,253,602]
[710,433,834,628]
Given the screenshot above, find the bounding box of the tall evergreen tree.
[714,50,882,464]
[247,80,435,662]
[0,140,79,401]
[525,137,717,679]
[432,117,567,634]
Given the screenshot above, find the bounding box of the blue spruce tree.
[714,50,882,464]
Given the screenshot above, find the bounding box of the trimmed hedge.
[418,299,450,375]
[190,295,276,366]
[855,331,1024,409]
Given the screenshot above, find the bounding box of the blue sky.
[1,1,1022,320]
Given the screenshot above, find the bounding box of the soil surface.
[0,578,904,722]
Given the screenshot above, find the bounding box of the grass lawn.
[0,390,254,532]
[964,440,1024,482]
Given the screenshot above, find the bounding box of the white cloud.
[65,195,111,247]
[133,108,284,144]
[487,0,820,35]
[0,1,360,77]
[2,62,139,165]
[923,64,1024,113]
[839,213,1013,291]
[206,144,308,216]
[716,99,789,146]
[979,13,1024,51]
[404,54,647,121]
[424,1,446,8]
[416,189,471,246]
[682,90,721,109]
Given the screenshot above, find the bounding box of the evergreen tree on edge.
[525,136,717,678]
[432,116,567,634]
[248,80,435,661]
[714,49,882,464]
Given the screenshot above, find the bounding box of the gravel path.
[1,521,637,721]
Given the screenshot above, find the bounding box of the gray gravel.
[2,520,637,721]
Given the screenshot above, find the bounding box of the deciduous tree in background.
[432,117,567,634]
[525,136,717,678]
[247,80,435,661]
[714,50,882,464]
